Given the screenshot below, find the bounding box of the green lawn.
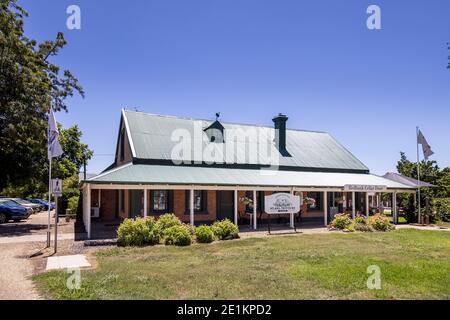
[34,229,450,300]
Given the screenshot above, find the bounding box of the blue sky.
[21,0,450,175]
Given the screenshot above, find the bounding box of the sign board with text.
[264,193,300,214]
[344,184,387,192]
[51,179,63,197]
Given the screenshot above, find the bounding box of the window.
[245,191,265,213]
[152,190,168,212]
[185,190,207,214]
[307,192,322,211]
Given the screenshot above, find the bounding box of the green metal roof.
[123,110,369,173]
[88,164,413,189]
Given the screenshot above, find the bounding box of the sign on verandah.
[264,193,300,234]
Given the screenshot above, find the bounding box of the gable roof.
[122,109,369,173]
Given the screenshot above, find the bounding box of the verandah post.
[253,190,257,230]
[87,183,91,239]
[324,191,328,226]
[190,188,194,226]
[234,189,238,226]
[143,189,147,218]
[365,192,369,218]
[351,191,356,219]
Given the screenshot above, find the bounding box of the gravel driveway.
[0,210,76,300]
[0,242,42,300]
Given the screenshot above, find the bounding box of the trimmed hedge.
[117,217,161,246]
[330,214,352,230]
[369,214,395,231]
[155,213,182,232]
[117,215,239,246]
[195,225,216,243]
[330,213,394,232]
[164,225,192,246]
[212,219,239,240]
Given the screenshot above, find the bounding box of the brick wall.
[172,190,217,223]
[100,190,118,221]
[94,188,317,225]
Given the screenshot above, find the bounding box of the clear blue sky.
[21,0,450,175]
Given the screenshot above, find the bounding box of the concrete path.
[396,224,450,232]
[46,254,91,270]
[0,233,74,244]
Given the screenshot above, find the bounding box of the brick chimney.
[273,113,289,156]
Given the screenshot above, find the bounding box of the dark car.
[0,199,32,223]
[29,198,55,211]
[9,198,41,213]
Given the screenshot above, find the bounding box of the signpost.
[51,179,62,253]
[264,193,300,234]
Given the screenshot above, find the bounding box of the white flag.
[48,109,63,160]
[417,130,434,160]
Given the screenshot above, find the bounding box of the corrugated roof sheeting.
[382,172,435,188]
[124,110,369,171]
[88,164,413,189]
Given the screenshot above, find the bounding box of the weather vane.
[215,112,220,121]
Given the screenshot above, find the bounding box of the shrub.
[212,219,239,240]
[144,217,162,245]
[432,198,450,222]
[117,217,161,246]
[354,223,374,232]
[354,215,367,225]
[164,225,192,246]
[330,213,352,230]
[195,225,216,243]
[369,214,395,232]
[67,196,79,217]
[155,213,182,232]
[117,218,150,246]
[343,223,355,232]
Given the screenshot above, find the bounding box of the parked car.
[29,198,55,211]
[9,198,41,213]
[0,199,32,223]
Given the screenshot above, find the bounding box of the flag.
[48,109,63,160]
[417,130,434,160]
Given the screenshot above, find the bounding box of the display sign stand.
[264,193,300,235]
[267,213,297,235]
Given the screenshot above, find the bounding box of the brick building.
[81,109,414,238]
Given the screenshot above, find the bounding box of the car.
[9,198,42,213]
[29,198,55,211]
[0,199,32,223]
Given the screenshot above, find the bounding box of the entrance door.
[129,190,144,218]
[217,191,234,221]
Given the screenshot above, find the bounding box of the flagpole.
[416,126,421,225]
[47,143,52,248]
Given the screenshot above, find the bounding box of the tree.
[396,152,450,222]
[0,0,84,195]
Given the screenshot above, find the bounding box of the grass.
[33,229,450,300]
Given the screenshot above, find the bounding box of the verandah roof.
[86,164,414,190]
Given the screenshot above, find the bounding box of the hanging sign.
[264,193,300,214]
[344,184,386,192]
[51,179,63,197]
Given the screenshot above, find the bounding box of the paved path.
[0,233,74,244]
[396,224,450,232]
